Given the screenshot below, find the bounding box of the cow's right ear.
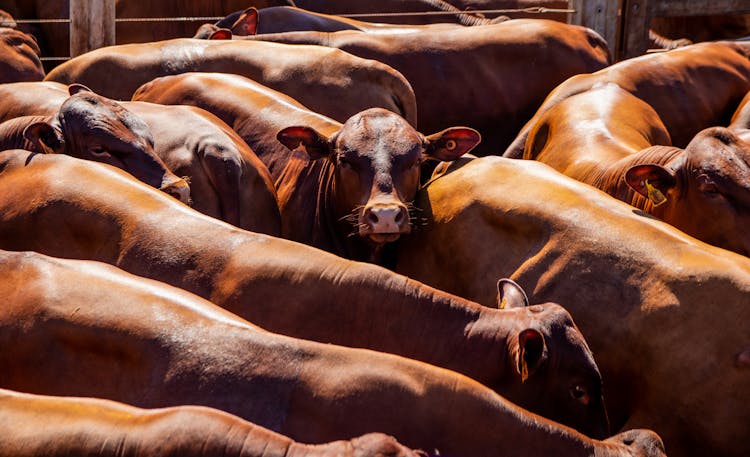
[277,126,332,160]
[230,7,259,36]
[208,28,233,40]
[68,83,93,96]
[496,278,529,309]
[515,328,548,382]
[24,122,64,154]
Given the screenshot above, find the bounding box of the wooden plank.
[620,0,651,60]
[70,0,115,57]
[568,0,622,61]
[649,0,750,17]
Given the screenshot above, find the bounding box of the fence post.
[568,0,622,61]
[70,0,115,57]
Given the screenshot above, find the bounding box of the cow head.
[278,108,480,247]
[626,127,750,256]
[0,26,44,83]
[24,85,190,204]
[497,279,610,439]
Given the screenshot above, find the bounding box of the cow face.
[0,27,44,83]
[278,108,480,246]
[497,280,609,439]
[24,86,190,204]
[626,127,750,256]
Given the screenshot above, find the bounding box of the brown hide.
[134,73,475,261]
[729,90,750,142]
[0,26,44,83]
[224,19,610,155]
[0,249,662,457]
[505,42,750,157]
[0,81,280,235]
[394,156,750,457]
[44,38,417,126]
[0,149,608,438]
[0,388,416,457]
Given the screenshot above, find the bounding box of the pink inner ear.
[737,348,750,368]
[209,29,232,40]
[233,8,259,36]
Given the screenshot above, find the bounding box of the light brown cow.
[0,249,663,457]
[134,72,477,261]
[210,18,610,155]
[0,149,608,438]
[730,89,750,142]
[0,10,44,83]
[0,388,417,457]
[0,81,280,235]
[504,41,750,157]
[521,82,750,256]
[44,38,417,126]
[394,156,750,457]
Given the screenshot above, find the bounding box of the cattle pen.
[6,0,750,65]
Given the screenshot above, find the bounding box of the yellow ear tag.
[499,298,507,310]
[645,179,667,207]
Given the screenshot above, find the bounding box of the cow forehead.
[336,109,423,157]
[59,93,154,142]
[688,133,750,186]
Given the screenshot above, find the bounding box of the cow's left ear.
[424,127,481,161]
[496,278,529,309]
[24,122,64,154]
[625,164,677,207]
[68,83,93,96]
[230,7,259,36]
[208,28,233,40]
[277,126,332,160]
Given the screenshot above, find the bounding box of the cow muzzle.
[161,176,191,205]
[360,201,410,243]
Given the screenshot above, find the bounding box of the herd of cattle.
[0,2,748,457]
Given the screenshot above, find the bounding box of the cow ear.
[625,164,676,207]
[516,328,548,382]
[208,28,233,40]
[24,122,64,154]
[496,278,529,309]
[424,127,481,161]
[230,7,259,36]
[277,126,332,160]
[68,83,93,96]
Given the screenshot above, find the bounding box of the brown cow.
[0,149,609,438]
[134,72,478,260]
[0,81,280,234]
[730,89,750,142]
[0,249,665,457]
[521,82,750,256]
[505,41,750,157]
[208,19,610,155]
[0,85,189,203]
[0,10,44,83]
[393,156,750,457]
[0,388,417,457]
[44,38,417,126]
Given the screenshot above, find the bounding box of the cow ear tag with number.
[645,179,667,207]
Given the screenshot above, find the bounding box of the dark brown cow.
[209,19,610,155]
[504,41,750,157]
[0,249,663,457]
[0,81,280,234]
[393,156,750,457]
[0,85,189,203]
[521,82,750,256]
[0,149,609,438]
[44,38,417,126]
[134,72,478,260]
[0,10,44,82]
[0,388,417,457]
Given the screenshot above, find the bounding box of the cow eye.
[697,176,719,195]
[569,385,590,405]
[90,146,110,157]
[338,155,353,169]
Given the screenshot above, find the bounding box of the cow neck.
[595,145,684,216]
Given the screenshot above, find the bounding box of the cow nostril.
[394,209,404,224]
[367,211,379,224]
